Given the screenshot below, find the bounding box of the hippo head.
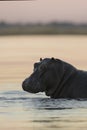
[22,58,63,97]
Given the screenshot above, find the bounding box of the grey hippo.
[22,58,87,98]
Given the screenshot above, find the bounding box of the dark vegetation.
[0,21,87,35]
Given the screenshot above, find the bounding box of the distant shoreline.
[0,22,87,35]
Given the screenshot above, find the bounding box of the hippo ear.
[51,57,55,60]
[40,58,43,61]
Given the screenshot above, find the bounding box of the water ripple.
[0,90,87,110]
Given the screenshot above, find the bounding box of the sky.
[0,0,87,24]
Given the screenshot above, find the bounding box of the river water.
[0,35,87,130]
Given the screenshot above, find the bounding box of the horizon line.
[0,21,87,25]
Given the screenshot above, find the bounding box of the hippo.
[22,58,87,98]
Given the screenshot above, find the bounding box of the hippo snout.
[22,80,27,91]
[22,77,42,93]
[22,79,32,92]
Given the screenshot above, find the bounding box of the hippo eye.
[34,63,38,68]
[33,63,38,71]
[33,67,36,72]
[34,63,39,72]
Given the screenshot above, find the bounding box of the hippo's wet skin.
[22,58,87,98]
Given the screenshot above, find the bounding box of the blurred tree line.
[0,21,87,35]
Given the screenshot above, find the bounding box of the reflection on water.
[0,87,87,130]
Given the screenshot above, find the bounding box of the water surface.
[0,35,87,130]
[0,87,87,130]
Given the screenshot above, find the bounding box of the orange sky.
[0,0,87,23]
